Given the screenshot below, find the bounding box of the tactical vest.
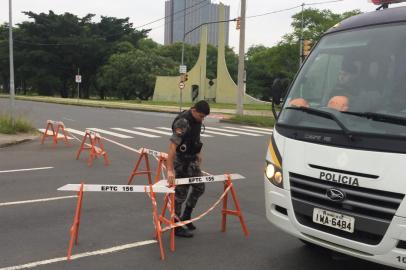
[172,110,203,161]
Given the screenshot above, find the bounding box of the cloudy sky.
[1,0,405,50]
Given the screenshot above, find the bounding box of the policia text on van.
[264,1,406,269]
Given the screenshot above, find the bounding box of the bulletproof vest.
[172,110,203,160]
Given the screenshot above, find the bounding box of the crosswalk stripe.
[205,127,262,136]
[201,130,237,137]
[223,126,273,135]
[242,125,273,132]
[111,128,160,138]
[88,128,133,138]
[65,128,86,137]
[157,127,213,138]
[135,127,172,136]
[38,129,73,140]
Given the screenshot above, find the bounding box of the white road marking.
[88,128,133,139]
[65,128,86,137]
[0,167,53,174]
[205,127,262,136]
[242,125,273,132]
[68,128,141,154]
[157,127,213,137]
[136,127,172,136]
[98,136,141,154]
[111,128,160,138]
[0,196,77,207]
[197,129,238,137]
[37,129,73,140]
[223,126,273,135]
[0,240,157,270]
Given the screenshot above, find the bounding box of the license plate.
[312,208,355,233]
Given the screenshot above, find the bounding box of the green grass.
[0,114,35,134]
[225,115,275,128]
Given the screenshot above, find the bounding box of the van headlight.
[265,161,283,188]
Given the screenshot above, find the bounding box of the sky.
[1,0,406,51]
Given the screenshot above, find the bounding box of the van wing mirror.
[271,78,290,105]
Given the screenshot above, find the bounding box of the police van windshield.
[278,23,406,137]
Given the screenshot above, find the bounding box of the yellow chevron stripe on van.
[269,136,282,168]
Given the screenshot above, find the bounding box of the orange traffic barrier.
[148,173,249,260]
[40,120,70,146]
[67,182,84,260]
[221,175,249,236]
[59,182,174,260]
[128,148,168,185]
[76,130,109,167]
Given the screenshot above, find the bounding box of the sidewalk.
[0,133,38,148]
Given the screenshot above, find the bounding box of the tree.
[3,11,149,98]
[97,49,175,100]
[284,8,361,43]
[0,24,9,92]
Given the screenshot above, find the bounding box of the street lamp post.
[9,0,16,126]
[236,0,246,116]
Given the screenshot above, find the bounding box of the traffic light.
[236,17,241,30]
[184,73,188,82]
[303,40,312,57]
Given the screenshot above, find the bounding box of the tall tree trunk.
[60,79,68,98]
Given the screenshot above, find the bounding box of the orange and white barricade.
[76,129,109,167]
[149,173,249,260]
[40,120,70,145]
[57,183,174,260]
[128,148,168,185]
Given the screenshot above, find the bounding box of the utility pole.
[236,0,246,116]
[299,3,305,66]
[77,68,80,102]
[8,0,15,126]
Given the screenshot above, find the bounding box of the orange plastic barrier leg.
[89,135,109,167]
[41,121,70,145]
[67,183,84,260]
[41,122,56,145]
[128,151,153,185]
[148,187,166,260]
[154,155,167,184]
[76,130,109,167]
[221,175,249,236]
[55,123,70,145]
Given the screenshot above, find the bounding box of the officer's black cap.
[193,100,210,115]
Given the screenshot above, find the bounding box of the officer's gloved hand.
[168,169,176,186]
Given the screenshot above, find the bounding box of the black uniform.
[170,110,205,219]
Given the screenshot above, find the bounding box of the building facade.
[164,0,230,46]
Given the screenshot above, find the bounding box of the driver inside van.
[287,61,359,112]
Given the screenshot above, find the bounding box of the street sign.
[179,82,185,89]
[75,75,82,83]
[179,65,187,74]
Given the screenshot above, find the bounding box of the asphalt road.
[0,99,395,270]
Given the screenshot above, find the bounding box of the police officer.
[167,100,210,238]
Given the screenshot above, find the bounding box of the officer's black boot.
[175,226,194,238]
[181,206,196,230]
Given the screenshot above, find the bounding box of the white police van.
[265,1,406,268]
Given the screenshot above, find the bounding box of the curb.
[0,135,39,148]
